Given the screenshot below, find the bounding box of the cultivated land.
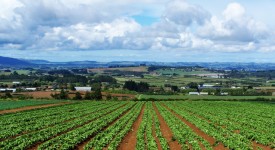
[0,100,274,150]
[0,100,66,111]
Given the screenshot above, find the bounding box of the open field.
[138,94,275,100]
[88,66,148,73]
[0,101,274,150]
[0,100,67,111]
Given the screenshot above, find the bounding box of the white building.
[12,81,20,84]
[189,92,200,95]
[0,88,16,93]
[75,87,92,92]
[25,88,37,91]
[200,92,209,95]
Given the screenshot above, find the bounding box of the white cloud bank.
[0,0,274,53]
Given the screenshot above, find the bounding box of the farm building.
[12,81,20,84]
[25,88,37,91]
[75,87,92,92]
[221,92,229,96]
[200,92,209,95]
[189,92,200,95]
[0,88,16,93]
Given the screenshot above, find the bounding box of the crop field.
[138,94,275,101]
[0,101,274,150]
[0,100,65,111]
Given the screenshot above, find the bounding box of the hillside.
[0,56,32,66]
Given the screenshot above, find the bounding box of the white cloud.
[163,0,210,26]
[198,3,269,42]
[30,18,141,50]
[0,0,274,55]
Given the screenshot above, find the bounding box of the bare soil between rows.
[153,102,182,150]
[118,104,145,150]
[161,103,228,150]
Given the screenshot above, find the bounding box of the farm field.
[0,100,67,111]
[0,101,274,150]
[138,94,275,101]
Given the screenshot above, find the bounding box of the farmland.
[0,100,66,111]
[0,100,274,150]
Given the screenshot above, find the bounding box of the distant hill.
[0,56,32,66]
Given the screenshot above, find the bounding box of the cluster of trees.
[123,80,149,92]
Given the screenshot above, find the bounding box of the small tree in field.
[73,92,82,100]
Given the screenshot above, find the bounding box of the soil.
[153,102,181,150]
[118,104,145,150]
[252,141,272,150]
[161,103,227,150]
[0,102,69,115]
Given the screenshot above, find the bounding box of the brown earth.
[252,141,272,150]
[161,103,227,150]
[153,102,182,150]
[0,102,70,115]
[118,104,145,150]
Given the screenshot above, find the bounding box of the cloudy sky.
[1,0,275,62]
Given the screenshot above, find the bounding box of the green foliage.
[73,92,82,100]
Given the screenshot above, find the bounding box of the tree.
[73,92,82,100]
[84,91,92,100]
[106,93,112,100]
[51,89,69,99]
[91,89,102,100]
[171,85,179,92]
[59,89,69,99]
[187,82,198,89]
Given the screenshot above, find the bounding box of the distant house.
[25,88,37,91]
[180,87,186,90]
[75,87,92,92]
[189,92,200,95]
[189,92,208,95]
[221,92,229,96]
[200,92,209,95]
[12,81,20,84]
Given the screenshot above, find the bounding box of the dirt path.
[0,102,70,115]
[118,104,145,150]
[153,102,181,150]
[161,103,227,150]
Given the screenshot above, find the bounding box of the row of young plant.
[155,102,212,150]
[0,102,121,140]
[107,103,145,150]
[0,102,132,150]
[151,102,169,150]
[37,102,136,150]
[0,101,106,125]
[163,102,253,149]
[171,101,275,148]
[84,102,143,150]
[135,102,159,150]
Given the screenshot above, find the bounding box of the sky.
[1,0,275,62]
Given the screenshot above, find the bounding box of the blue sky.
[0,0,275,62]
